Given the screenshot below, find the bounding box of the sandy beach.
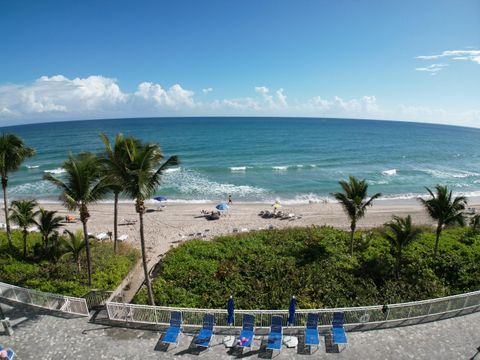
[17,197,478,259]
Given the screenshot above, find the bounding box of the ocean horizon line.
[2,115,480,132]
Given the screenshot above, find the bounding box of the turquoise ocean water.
[3,117,480,203]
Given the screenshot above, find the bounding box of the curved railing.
[0,282,89,317]
[106,289,480,330]
[1,279,479,329]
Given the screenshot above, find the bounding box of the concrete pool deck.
[0,301,479,359]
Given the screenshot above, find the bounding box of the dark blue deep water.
[3,117,480,203]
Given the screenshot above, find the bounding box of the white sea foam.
[272,166,288,171]
[44,168,66,175]
[26,165,40,169]
[278,193,332,204]
[164,167,181,173]
[369,180,389,185]
[230,166,247,172]
[422,168,480,179]
[160,168,267,199]
[9,181,57,195]
[382,169,397,176]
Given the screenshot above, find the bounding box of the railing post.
[407,306,412,318]
[445,299,451,312]
[12,288,19,302]
[427,303,433,315]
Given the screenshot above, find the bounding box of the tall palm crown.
[99,133,141,254]
[9,199,39,258]
[117,138,178,306]
[384,215,421,279]
[332,176,381,255]
[0,133,35,249]
[36,208,64,250]
[120,140,179,208]
[418,185,466,257]
[60,230,88,273]
[44,152,109,286]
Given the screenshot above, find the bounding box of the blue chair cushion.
[238,329,254,347]
[195,329,213,347]
[305,328,320,346]
[332,327,347,344]
[162,326,181,344]
[266,333,282,350]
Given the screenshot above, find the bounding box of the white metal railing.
[0,282,89,317]
[106,289,480,329]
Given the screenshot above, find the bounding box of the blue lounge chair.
[237,314,255,350]
[304,313,320,351]
[194,313,215,348]
[266,315,283,352]
[0,345,14,360]
[331,312,348,347]
[161,311,182,347]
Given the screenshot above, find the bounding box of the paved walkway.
[0,301,479,359]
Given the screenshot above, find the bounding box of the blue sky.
[0,0,479,127]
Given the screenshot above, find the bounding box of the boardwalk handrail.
[0,281,89,317]
[105,288,480,329]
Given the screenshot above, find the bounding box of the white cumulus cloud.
[135,82,195,109]
[415,49,480,74]
[416,50,480,64]
[415,63,448,74]
[254,86,269,94]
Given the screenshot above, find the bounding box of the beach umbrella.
[227,295,235,326]
[154,196,168,202]
[288,296,297,326]
[216,203,229,211]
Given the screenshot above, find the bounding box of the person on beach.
[228,194,232,205]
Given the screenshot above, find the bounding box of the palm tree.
[60,230,88,273]
[99,133,141,254]
[44,153,109,286]
[118,138,178,305]
[0,133,35,249]
[332,176,381,255]
[418,185,467,257]
[384,215,422,279]
[36,208,64,252]
[9,199,39,258]
[470,214,480,232]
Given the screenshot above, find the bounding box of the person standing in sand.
[228,195,233,205]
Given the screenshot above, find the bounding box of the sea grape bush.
[135,225,480,309]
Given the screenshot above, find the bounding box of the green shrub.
[133,225,480,309]
[0,231,139,297]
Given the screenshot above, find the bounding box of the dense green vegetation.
[134,225,480,309]
[0,230,139,297]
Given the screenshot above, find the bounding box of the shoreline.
[3,198,477,256]
[17,195,480,206]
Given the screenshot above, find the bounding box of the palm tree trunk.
[434,222,442,257]
[76,257,81,273]
[22,228,28,258]
[395,247,401,279]
[113,191,118,254]
[138,210,155,305]
[2,178,12,250]
[81,219,92,287]
[350,221,356,256]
